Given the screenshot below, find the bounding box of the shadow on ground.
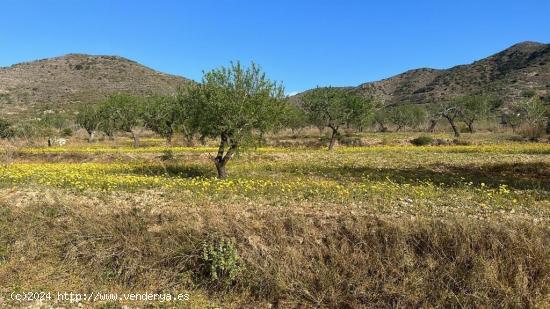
[126,163,215,178]
[277,162,550,191]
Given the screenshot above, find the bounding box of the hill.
[303,41,550,105]
[0,54,193,117]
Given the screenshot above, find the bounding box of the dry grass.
[0,133,548,307]
[0,188,548,308]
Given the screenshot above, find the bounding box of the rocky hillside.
[0,54,193,117]
[335,41,549,105]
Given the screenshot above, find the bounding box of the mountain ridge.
[352,41,550,105]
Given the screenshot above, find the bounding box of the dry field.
[0,133,548,308]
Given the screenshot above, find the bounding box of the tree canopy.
[187,61,286,178]
[301,87,372,149]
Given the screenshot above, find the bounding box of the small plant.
[0,119,15,139]
[61,128,73,137]
[160,149,174,161]
[411,135,433,146]
[201,239,242,285]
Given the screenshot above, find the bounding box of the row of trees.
[76,62,288,178]
[70,61,547,178]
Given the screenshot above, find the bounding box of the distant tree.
[457,95,492,133]
[437,99,462,137]
[373,108,389,132]
[99,94,145,146]
[425,104,441,133]
[500,108,523,132]
[40,113,69,131]
[387,104,427,131]
[75,104,101,142]
[175,87,199,146]
[97,99,118,140]
[187,61,286,178]
[282,104,307,135]
[302,87,372,150]
[143,95,179,144]
[513,96,548,140]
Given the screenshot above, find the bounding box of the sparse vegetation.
[411,135,433,146]
[0,136,548,307]
[0,43,549,307]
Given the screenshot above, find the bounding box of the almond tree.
[143,94,179,144]
[99,94,145,147]
[457,95,492,133]
[188,61,286,178]
[75,104,101,142]
[437,99,462,137]
[302,87,372,150]
[388,104,427,131]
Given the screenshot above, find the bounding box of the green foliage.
[102,94,144,133]
[175,87,198,145]
[411,135,433,146]
[282,103,307,133]
[456,95,493,133]
[143,95,179,142]
[388,104,427,131]
[40,113,69,130]
[0,119,15,139]
[189,61,286,141]
[520,89,536,98]
[302,87,372,130]
[301,87,372,149]
[188,61,286,177]
[373,108,389,132]
[160,149,174,161]
[61,128,73,137]
[201,239,242,285]
[511,96,549,140]
[76,104,101,137]
[97,94,145,145]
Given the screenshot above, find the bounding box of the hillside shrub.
[411,135,433,146]
[518,123,545,141]
[61,128,73,137]
[0,119,14,139]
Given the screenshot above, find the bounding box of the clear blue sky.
[1,0,548,94]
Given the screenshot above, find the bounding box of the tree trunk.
[215,161,227,179]
[446,118,460,137]
[427,119,437,132]
[467,122,474,133]
[214,133,238,179]
[328,127,338,151]
[166,134,172,145]
[378,123,388,132]
[396,125,402,132]
[87,130,94,143]
[131,131,140,147]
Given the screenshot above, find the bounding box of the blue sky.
[1,1,548,94]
